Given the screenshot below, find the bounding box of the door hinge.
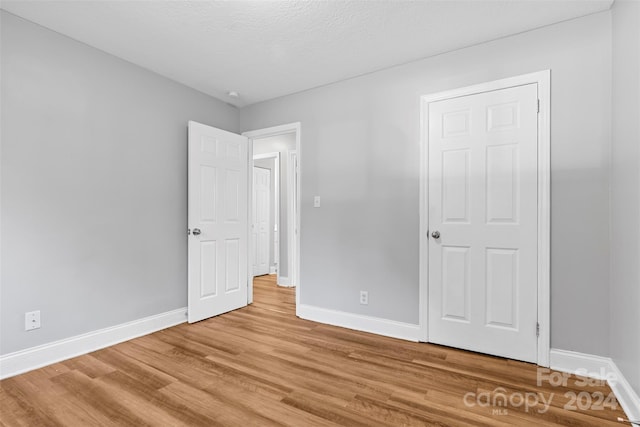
[537,99,540,113]
[536,322,540,337]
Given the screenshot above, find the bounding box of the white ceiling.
[1,0,613,107]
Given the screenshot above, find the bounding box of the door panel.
[485,248,518,328]
[428,84,538,363]
[442,149,470,223]
[441,245,470,322]
[200,242,217,298]
[188,121,248,323]
[486,144,519,223]
[225,238,241,291]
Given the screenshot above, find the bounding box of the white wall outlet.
[359,291,368,305]
[313,196,321,208]
[25,310,41,331]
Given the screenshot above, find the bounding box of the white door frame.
[419,70,551,366]
[253,152,280,281]
[288,150,298,293]
[243,123,301,310]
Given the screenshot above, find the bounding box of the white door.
[252,166,271,276]
[188,121,248,323]
[427,84,538,362]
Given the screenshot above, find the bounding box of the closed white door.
[252,166,271,276]
[188,121,248,323]
[427,84,538,362]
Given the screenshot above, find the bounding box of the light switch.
[314,196,321,208]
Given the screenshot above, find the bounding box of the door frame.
[418,70,551,366]
[243,123,301,310]
[287,150,298,294]
[253,153,280,281]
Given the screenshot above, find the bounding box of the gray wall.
[610,0,640,396]
[253,134,296,280]
[240,12,613,356]
[0,12,239,355]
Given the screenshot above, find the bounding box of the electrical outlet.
[25,310,41,331]
[360,291,368,305]
[314,196,321,208]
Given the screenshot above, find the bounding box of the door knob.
[431,231,440,239]
[192,228,201,236]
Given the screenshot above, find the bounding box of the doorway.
[252,152,280,280]
[187,121,300,322]
[252,165,272,277]
[243,123,301,309]
[419,71,550,366]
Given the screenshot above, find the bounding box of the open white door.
[188,121,249,323]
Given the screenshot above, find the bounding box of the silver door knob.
[431,231,440,239]
[192,228,201,236]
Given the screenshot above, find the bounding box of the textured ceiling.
[1,0,613,107]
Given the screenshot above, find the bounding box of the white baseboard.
[277,276,294,287]
[609,360,640,422]
[550,349,612,379]
[269,266,277,274]
[550,348,640,421]
[0,307,187,380]
[297,304,421,342]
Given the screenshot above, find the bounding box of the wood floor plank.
[95,370,216,426]
[346,393,478,427]
[50,370,153,426]
[0,381,56,427]
[0,274,629,426]
[90,347,178,390]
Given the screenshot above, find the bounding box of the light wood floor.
[0,275,628,426]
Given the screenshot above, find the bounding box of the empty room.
[1,0,639,425]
